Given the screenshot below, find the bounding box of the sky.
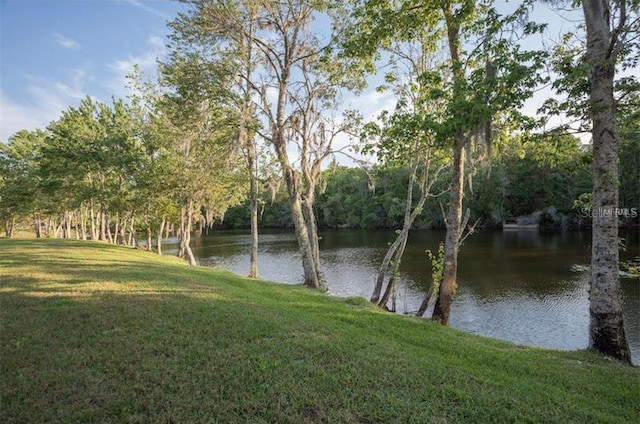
[0,0,187,142]
[0,1,593,146]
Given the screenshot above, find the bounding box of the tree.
[542,0,637,362]
[0,130,47,237]
[159,51,246,266]
[343,0,547,323]
[169,0,356,289]
[581,0,635,362]
[358,30,450,309]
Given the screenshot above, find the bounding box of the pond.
[165,229,640,364]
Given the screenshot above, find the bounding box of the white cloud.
[346,89,397,122]
[106,34,166,99]
[53,33,79,49]
[0,70,91,141]
[107,52,158,99]
[121,0,168,20]
[147,34,165,49]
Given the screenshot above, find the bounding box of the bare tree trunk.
[178,201,197,266]
[248,168,259,278]
[113,214,121,245]
[582,0,631,363]
[106,214,113,244]
[80,208,87,240]
[302,191,322,282]
[378,234,410,309]
[373,157,438,308]
[146,225,152,252]
[282,166,320,288]
[99,208,106,241]
[54,218,63,239]
[64,211,71,239]
[129,215,137,248]
[432,135,465,325]
[291,192,321,288]
[34,214,42,238]
[89,203,97,240]
[5,218,15,238]
[157,216,166,256]
[416,281,437,317]
[178,209,186,258]
[372,234,405,303]
[46,216,53,238]
[73,211,80,239]
[372,164,417,303]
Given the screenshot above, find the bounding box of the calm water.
[166,229,640,364]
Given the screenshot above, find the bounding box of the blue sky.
[0,1,597,145]
[0,0,187,141]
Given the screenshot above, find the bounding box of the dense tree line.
[222,128,637,230]
[0,90,245,254]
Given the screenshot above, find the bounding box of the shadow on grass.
[1,239,639,424]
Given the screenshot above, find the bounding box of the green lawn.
[1,239,638,423]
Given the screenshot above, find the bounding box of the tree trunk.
[248,166,259,278]
[372,234,404,303]
[106,214,113,244]
[179,201,197,266]
[73,212,80,239]
[113,214,121,245]
[373,157,434,308]
[64,211,71,239]
[291,192,321,288]
[46,216,52,238]
[99,208,106,241]
[372,163,417,304]
[582,0,631,362]
[432,134,465,325]
[157,216,166,256]
[378,233,410,309]
[129,215,137,248]
[89,203,97,240]
[416,280,437,317]
[302,192,322,285]
[54,219,62,239]
[80,208,87,240]
[146,226,152,252]
[431,4,466,326]
[34,214,42,238]
[283,167,320,289]
[5,218,15,238]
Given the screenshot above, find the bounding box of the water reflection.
[166,229,639,364]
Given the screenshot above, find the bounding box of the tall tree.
[581,0,635,362]
[0,130,47,237]
[170,0,356,289]
[359,31,449,309]
[343,0,547,323]
[542,0,637,362]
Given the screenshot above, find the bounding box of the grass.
[1,239,638,423]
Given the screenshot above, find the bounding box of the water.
[166,229,640,364]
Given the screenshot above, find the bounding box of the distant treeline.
[222,133,639,230]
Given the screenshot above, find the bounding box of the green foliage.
[427,241,445,296]
[0,129,47,224]
[497,132,592,218]
[618,92,640,218]
[223,129,595,230]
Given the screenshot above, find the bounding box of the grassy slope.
[0,239,638,424]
